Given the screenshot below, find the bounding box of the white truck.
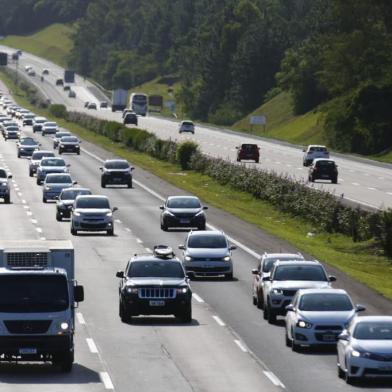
[111,89,128,112]
[0,240,84,372]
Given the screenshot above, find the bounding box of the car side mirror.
[251,269,259,275]
[328,275,337,282]
[7,174,12,179]
[112,207,118,212]
[116,271,124,278]
[79,140,82,143]
[285,304,295,312]
[338,331,349,341]
[235,146,239,149]
[74,285,84,302]
[66,164,71,167]
[229,245,237,251]
[355,304,366,312]
[178,245,185,250]
[159,205,164,210]
[130,167,135,171]
[99,167,103,171]
[54,195,59,200]
[203,206,208,210]
[262,276,271,281]
[73,181,78,185]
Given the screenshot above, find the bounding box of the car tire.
[292,339,301,352]
[4,195,10,204]
[225,272,233,280]
[262,302,268,320]
[337,363,345,379]
[198,224,206,230]
[127,180,132,188]
[59,351,74,373]
[56,213,62,222]
[179,306,192,323]
[17,152,20,158]
[236,158,240,162]
[77,151,80,155]
[37,179,42,185]
[252,295,257,306]
[29,170,33,177]
[119,301,130,323]
[107,228,114,236]
[59,149,62,155]
[266,303,276,324]
[161,223,168,231]
[71,227,77,236]
[256,292,263,309]
[285,329,291,347]
[43,197,47,203]
[255,159,259,163]
[101,179,106,188]
[332,177,338,184]
[42,132,45,136]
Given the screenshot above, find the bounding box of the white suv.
[179,120,195,134]
[303,145,329,166]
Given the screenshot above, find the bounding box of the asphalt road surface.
[1,45,392,211]
[0,82,391,391]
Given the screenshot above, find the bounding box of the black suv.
[116,246,192,323]
[100,159,134,188]
[123,112,138,126]
[308,158,338,184]
[160,196,208,231]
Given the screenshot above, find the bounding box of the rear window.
[32,152,55,160]
[56,132,70,138]
[105,161,129,169]
[241,144,258,151]
[60,189,91,200]
[182,121,194,126]
[187,234,227,249]
[262,256,304,273]
[61,137,78,143]
[316,160,335,167]
[309,147,327,152]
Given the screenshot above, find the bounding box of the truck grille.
[6,252,48,268]
[138,288,176,299]
[4,320,51,334]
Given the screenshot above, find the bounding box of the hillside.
[1,23,74,67]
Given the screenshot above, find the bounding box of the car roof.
[130,254,182,264]
[167,195,199,200]
[274,260,320,267]
[32,150,52,155]
[297,288,348,296]
[313,158,335,163]
[262,253,303,259]
[45,173,71,178]
[104,159,128,163]
[308,144,327,148]
[188,230,224,237]
[76,194,109,200]
[352,316,392,325]
[61,187,90,192]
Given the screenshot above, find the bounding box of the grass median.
[1,71,392,301]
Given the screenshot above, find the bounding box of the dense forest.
[2,0,392,155]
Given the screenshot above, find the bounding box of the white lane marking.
[192,293,204,303]
[86,338,98,354]
[76,312,86,325]
[388,192,392,196]
[368,187,376,191]
[23,205,29,209]
[22,200,26,204]
[115,219,122,224]
[125,227,131,232]
[100,372,115,390]
[286,164,292,167]
[145,247,152,253]
[26,211,32,216]
[136,238,143,244]
[40,237,46,241]
[31,219,37,224]
[339,178,344,182]
[296,167,303,170]
[344,197,381,210]
[352,182,360,186]
[212,315,226,327]
[36,227,42,233]
[263,371,285,388]
[275,161,281,164]
[234,339,248,352]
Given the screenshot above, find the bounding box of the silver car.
[36,157,69,185]
[337,316,392,383]
[179,230,236,279]
[29,150,55,177]
[41,121,59,136]
[53,131,71,149]
[303,145,329,166]
[42,173,76,203]
[71,195,118,236]
[262,260,336,323]
[0,167,12,204]
[285,288,365,351]
[179,120,195,134]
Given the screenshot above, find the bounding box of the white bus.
[129,93,148,116]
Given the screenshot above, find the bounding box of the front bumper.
[163,214,205,228]
[347,356,392,378]
[72,217,113,231]
[102,174,131,185]
[59,145,80,153]
[0,187,10,197]
[292,325,343,346]
[57,205,73,218]
[184,261,232,277]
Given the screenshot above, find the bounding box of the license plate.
[180,219,190,224]
[322,334,336,341]
[149,300,165,306]
[19,348,37,355]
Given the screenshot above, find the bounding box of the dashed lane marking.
[31,219,37,224]
[352,182,360,186]
[100,372,115,390]
[234,339,248,352]
[115,219,122,224]
[136,238,143,244]
[35,227,42,233]
[368,187,376,191]
[192,293,204,303]
[145,247,152,253]
[212,315,226,327]
[125,227,131,232]
[22,200,26,204]
[263,371,285,388]
[86,338,98,354]
[76,312,86,325]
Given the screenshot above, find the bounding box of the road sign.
[250,115,266,125]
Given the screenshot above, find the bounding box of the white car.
[42,121,59,136]
[285,288,364,351]
[337,316,392,383]
[179,120,195,134]
[303,145,329,166]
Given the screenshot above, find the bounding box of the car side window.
[257,261,262,272]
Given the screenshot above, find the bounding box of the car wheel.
[198,224,206,230]
[127,180,132,188]
[225,272,233,280]
[29,170,33,177]
[71,227,77,236]
[252,295,257,306]
[266,304,276,324]
[101,179,106,188]
[337,363,345,379]
[255,159,259,163]
[43,197,47,203]
[262,301,268,320]
[179,306,192,323]
[160,223,168,231]
[119,301,130,323]
[17,152,20,158]
[59,149,62,155]
[256,292,263,309]
[56,213,62,222]
[54,351,74,373]
[42,132,45,136]
[332,177,338,184]
[77,151,80,155]
[285,329,291,347]
[37,179,41,185]
[292,339,301,352]
[107,228,114,236]
[4,195,10,204]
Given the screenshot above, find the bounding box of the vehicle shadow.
[123,316,200,327]
[0,363,100,383]
[353,380,392,389]
[74,233,118,237]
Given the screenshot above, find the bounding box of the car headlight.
[106,212,113,217]
[60,322,69,330]
[44,186,50,191]
[351,350,361,358]
[176,287,188,294]
[73,211,80,216]
[195,210,205,217]
[184,256,192,262]
[126,287,138,294]
[296,320,313,329]
[60,144,64,147]
[20,148,25,151]
[164,210,175,217]
[223,256,231,261]
[272,289,283,295]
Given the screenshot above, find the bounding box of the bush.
[176,141,199,169]
[49,104,68,119]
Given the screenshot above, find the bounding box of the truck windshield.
[0,275,69,312]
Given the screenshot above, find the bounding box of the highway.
[1,45,392,211]
[1,80,392,391]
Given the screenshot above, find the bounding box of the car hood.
[186,248,229,258]
[271,281,330,290]
[299,310,355,324]
[58,200,74,206]
[126,277,185,286]
[354,339,392,354]
[75,208,111,215]
[45,183,73,189]
[39,166,67,172]
[0,180,8,186]
[30,160,40,165]
[168,208,202,215]
[19,144,38,149]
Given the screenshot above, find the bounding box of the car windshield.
[0,169,7,178]
[41,158,66,167]
[274,265,327,281]
[299,293,353,311]
[60,189,90,200]
[45,122,57,127]
[61,137,78,143]
[354,322,392,340]
[56,132,70,138]
[105,161,129,169]
[76,198,110,209]
[46,175,72,184]
[35,118,46,123]
[0,275,68,312]
[32,152,54,160]
[167,197,201,209]
[20,138,37,145]
[128,261,185,278]
[187,234,227,249]
[263,256,304,273]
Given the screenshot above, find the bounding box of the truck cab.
[0,241,84,372]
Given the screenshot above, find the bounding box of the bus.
[129,93,148,116]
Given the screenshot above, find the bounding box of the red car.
[236,143,260,163]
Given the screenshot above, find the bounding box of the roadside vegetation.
[1,69,392,302]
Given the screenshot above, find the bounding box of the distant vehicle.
[71,195,118,236]
[308,159,338,184]
[0,52,7,66]
[123,112,138,126]
[303,145,329,166]
[29,150,55,177]
[160,196,208,231]
[53,131,72,149]
[87,102,97,110]
[56,187,91,221]
[22,113,35,126]
[122,109,134,118]
[58,136,81,155]
[27,69,36,77]
[337,316,392,383]
[42,173,76,203]
[84,101,90,108]
[42,68,49,75]
[32,116,48,132]
[100,101,108,108]
[100,159,134,188]
[55,78,64,86]
[36,157,69,185]
[3,126,20,140]
[0,167,12,203]
[179,120,195,134]
[112,89,127,112]
[11,52,18,61]
[116,246,192,323]
[63,70,75,84]
[25,65,32,72]
[63,85,71,91]
[129,93,147,116]
[236,143,260,163]
[179,230,236,280]
[148,95,163,112]
[42,121,59,136]
[68,90,76,98]
[17,137,40,158]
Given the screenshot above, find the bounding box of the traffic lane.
[12,129,282,392]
